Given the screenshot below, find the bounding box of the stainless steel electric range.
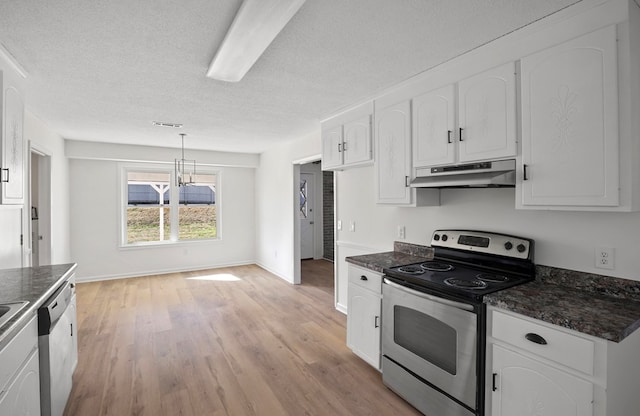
[381,230,535,416]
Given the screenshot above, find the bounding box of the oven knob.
[504,241,513,250]
[517,243,526,253]
[433,234,440,241]
[441,234,448,242]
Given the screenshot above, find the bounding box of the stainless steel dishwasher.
[38,278,77,416]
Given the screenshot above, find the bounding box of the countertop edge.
[0,263,77,348]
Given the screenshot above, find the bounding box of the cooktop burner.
[397,265,425,275]
[476,273,509,283]
[420,261,454,272]
[444,277,488,290]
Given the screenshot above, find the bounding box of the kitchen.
[2,0,640,415]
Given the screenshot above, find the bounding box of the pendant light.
[175,133,196,186]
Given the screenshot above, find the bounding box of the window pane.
[178,173,217,240]
[127,171,171,243]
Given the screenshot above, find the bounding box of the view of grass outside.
[127,207,170,243]
[127,206,216,243]
[179,206,217,240]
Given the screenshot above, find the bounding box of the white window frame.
[119,163,221,247]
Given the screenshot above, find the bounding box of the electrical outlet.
[595,247,614,270]
[337,220,342,231]
[398,226,406,239]
[350,221,356,232]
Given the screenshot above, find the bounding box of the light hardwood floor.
[64,260,420,416]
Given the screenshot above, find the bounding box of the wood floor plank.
[65,261,421,416]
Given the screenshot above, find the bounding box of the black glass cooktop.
[384,259,533,299]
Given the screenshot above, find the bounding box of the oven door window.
[394,305,457,375]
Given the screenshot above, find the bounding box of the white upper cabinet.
[0,71,26,205]
[321,123,343,170]
[343,115,372,166]
[458,62,517,163]
[413,62,517,169]
[519,25,619,208]
[412,85,456,167]
[321,101,373,171]
[375,100,412,204]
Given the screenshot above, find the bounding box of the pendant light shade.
[175,133,196,186]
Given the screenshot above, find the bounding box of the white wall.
[336,164,640,282]
[255,131,321,283]
[68,149,256,281]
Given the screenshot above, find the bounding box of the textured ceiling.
[0,0,580,154]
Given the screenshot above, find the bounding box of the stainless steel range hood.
[410,159,516,188]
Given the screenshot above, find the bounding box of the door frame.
[29,141,52,267]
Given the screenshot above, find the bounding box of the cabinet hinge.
[20,234,23,246]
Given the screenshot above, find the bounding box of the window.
[123,167,219,245]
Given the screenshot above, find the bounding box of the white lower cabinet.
[0,349,40,416]
[492,345,593,416]
[487,306,640,416]
[346,265,382,369]
[0,315,40,415]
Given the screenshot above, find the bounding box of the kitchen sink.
[0,301,29,329]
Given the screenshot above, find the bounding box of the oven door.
[382,278,478,410]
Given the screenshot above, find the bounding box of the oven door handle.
[383,278,475,312]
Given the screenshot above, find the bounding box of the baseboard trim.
[75,260,255,283]
[255,262,294,284]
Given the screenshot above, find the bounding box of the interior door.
[300,173,315,259]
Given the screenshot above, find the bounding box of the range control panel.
[431,230,532,260]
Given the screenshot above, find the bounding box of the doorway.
[30,146,52,266]
[293,157,335,286]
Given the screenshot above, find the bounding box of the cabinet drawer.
[348,265,383,294]
[491,310,595,375]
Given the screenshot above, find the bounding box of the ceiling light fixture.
[175,133,196,187]
[152,121,183,128]
[206,0,307,82]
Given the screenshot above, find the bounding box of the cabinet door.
[0,206,22,268]
[0,349,40,416]
[1,82,26,205]
[375,100,412,204]
[413,84,456,168]
[520,25,618,207]
[343,114,372,166]
[492,345,593,416]
[346,284,381,369]
[321,124,343,170]
[458,62,516,163]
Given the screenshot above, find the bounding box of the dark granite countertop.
[345,241,434,273]
[0,263,77,345]
[485,265,640,343]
